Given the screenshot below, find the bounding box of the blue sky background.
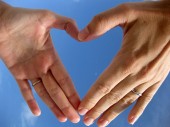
[0,0,170,127]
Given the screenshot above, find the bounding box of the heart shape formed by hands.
[0,1,170,127]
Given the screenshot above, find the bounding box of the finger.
[42,71,80,123]
[46,12,79,40]
[16,79,41,116]
[51,56,81,110]
[128,71,169,125]
[78,52,135,115]
[78,4,132,41]
[96,80,156,127]
[31,79,67,122]
[82,74,146,126]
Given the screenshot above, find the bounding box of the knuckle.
[58,76,70,87]
[20,87,31,94]
[119,55,136,75]
[64,18,76,31]
[106,92,121,104]
[95,82,111,95]
[139,67,149,78]
[67,18,75,24]
[121,95,135,107]
[88,14,107,34]
[143,94,153,103]
[117,3,136,17]
[41,10,56,20]
[82,98,97,108]
[49,87,61,97]
[88,109,103,117]
[37,88,47,98]
[121,66,132,76]
[10,67,27,80]
[68,92,77,100]
[137,66,156,82]
[61,106,73,116]
[93,14,105,25]
[26,99,35,104]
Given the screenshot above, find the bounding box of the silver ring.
[131,89,142,97]
[32,80,41,87]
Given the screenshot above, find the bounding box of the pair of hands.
[0,1,169,127]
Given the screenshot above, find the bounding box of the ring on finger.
[131,89,142,97]
[32,80,42,87]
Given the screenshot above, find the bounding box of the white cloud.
[21,103,38,127]
[10,103,38,127]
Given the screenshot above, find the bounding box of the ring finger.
[31,79,67,122]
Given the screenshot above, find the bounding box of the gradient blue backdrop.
[0,0,169,127]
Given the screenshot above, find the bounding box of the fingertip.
[78,27,89,41]
[128,115,138,125]
[32,105,41,116]
[28,100,41,116]
[34,109,41,116]
[65,22,79,39]
[97,119,109,127]
[71,116,81,123]
[59,117,68,123]
[78,108,88,116]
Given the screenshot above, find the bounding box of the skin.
[78,1,170,126]
[0,2,80,123]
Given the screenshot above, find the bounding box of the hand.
[0,3,80,123]
[78,1,170,126]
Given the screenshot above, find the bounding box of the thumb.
[78,4,131,42]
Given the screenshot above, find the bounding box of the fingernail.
[98,119,109,127]
[78,27,89,41]
[34,110,41,116]
[84,117,94,126]
[59,117,67,123]
[78,108,88,116]
[72,117,80,123]
[129,116,138,125]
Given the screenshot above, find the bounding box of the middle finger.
[42,71,80,123]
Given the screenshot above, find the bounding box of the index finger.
[46,12,79,40]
